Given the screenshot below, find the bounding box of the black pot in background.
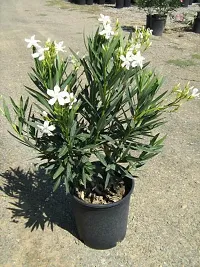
[151,14,166,36]
[116,0,124,8]
[183,0,190,7]
[193,17,200,33]
[146,14,152,29]
[98,0,105,4]
[76,0,86,4]
[124,0,131,7]
[72,178,134,249]
[109,0,116,4]
[86,0,93,4]
[189,0,193,4]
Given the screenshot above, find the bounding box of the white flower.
[32,46,49,61]
[126,51,135,62]
[37,121,55,136]
[129,43,141,52]
[47,85,69,106]
[65,92,77,109]
[42,111,48,117]
[190,88,200,98]
[120,54,131,70]
[99,24,114,40]
[25,35,41,48]
[147,29,153,35]
[139,32,143,39]
[98,14,111,26]
[55,41,66,53]
[131,51,145,69]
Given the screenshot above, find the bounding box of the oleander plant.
[1,14,199,204]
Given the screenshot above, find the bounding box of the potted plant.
[193,11,200,33]
[116,0,124,8]
[136,0,155,28]
[183,0,190,7]
[1,15,199,250]
[86,0,93,5]
[170,11,199,33]
[137,0,181,35]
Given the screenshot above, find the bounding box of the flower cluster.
[120,50,145,70]
[173,83,200,99]
[25,35,66,61]
[134,26,153,50]
[98,14,115,40]
[37,120,55,136]
[24,37,76,137]
[47,85,77,108]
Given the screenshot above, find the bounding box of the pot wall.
[72,178,134,249]
[151,15,166,36]
[193,17,200,33]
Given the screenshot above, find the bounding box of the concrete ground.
[0,0,200,266]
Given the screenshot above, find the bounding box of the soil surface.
[76,180,126,204]
[0,0,200,266]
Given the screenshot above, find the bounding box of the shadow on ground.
[0,167,79,238]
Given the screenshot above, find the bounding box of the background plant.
[137,0,181,16]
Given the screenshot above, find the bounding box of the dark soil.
[75,180,126,204]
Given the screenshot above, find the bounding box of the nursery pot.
[193,16,200,33]
[146,14,152,29]
[98,0,105,4]
[151,14,166,36]
[189,0,193,4]
[86,0,93,4]
[124,0,131,7]
[72,177,134,249]
[109,0,116,4]
[116,0,124,8]
[183,0,190,7]
[76,0,86,4]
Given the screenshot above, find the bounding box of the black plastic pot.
[116,0,124,8]
[76,0,86,4]
[124,0,131,7]
[72,178,134,249]
[146,14,152,29]
[151,14,166,36]
[193,17,200,33]
[183,0,190,7]
[109,0,116,4]
[86,0,93,4]
[189,0,193,4]
[98,0,105,4]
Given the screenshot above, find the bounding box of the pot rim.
[72,177,134,209]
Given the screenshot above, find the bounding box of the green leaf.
[104,172,110,189]
[25,86,53,113]
[70,120,77,141]
[82,168,87,188]
[3,99,12,124]
[58,146,68,158]
[101,134,115,143]
[94,151,107,166]
[67,161,71,180]
[53,177,61,191]
[53,164,65,179]
[64,176,69,193]
[123,169,133,179]
[105,164,116,172]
